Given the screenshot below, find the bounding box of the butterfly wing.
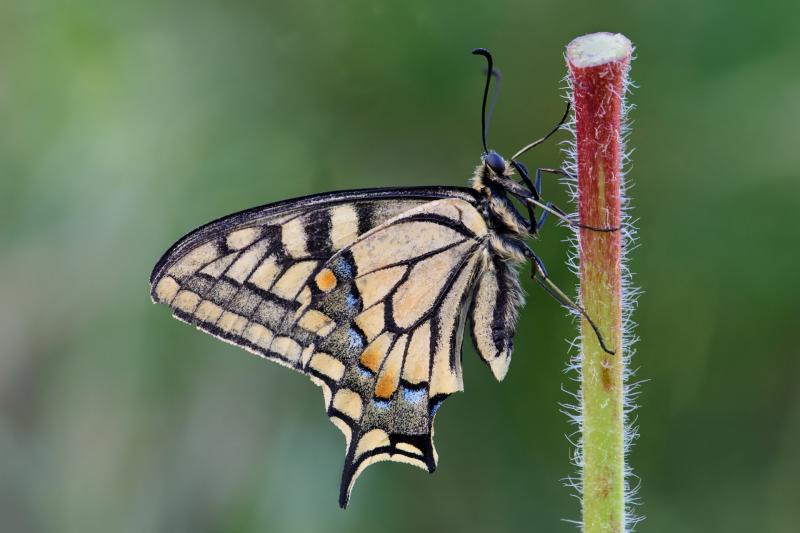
[150,187,499,508]
[287,197,492,507]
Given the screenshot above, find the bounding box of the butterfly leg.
[529,165,569,198]
[508,160,539,235]
[537,166,575,181]
[513,163,614,233]
[525,196,620,234]
[535,203,551,232]
[531,167,576,231]
[510,160,541,201]
[534,167,622,232]
[508,162,618,234]
[524,247,616,355]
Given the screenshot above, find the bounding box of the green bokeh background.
[2,1,798,532]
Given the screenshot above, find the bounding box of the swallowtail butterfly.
[150,49,613,508]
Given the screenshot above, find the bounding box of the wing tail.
[338,427,439,509]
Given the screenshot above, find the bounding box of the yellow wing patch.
[226,227,262,250]
[402,321,431,384]
[359,332,393,372]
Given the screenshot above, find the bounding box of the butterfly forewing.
[151,187,475,363]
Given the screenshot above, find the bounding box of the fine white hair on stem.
[558,45,643,531]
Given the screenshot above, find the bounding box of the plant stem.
[566,32,633,533]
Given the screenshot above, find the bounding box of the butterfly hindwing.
[468,254,523,381]
[289,198,491,506]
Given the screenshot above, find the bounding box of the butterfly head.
[482,150,507,176]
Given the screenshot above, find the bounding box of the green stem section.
[566,32,633,533]
[580,213,625,532]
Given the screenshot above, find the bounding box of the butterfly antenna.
[472,48,494,153]
[511,101,571,161]
[485,67,502,145]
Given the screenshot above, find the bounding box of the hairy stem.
[566,32,634,533]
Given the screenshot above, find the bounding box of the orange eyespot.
[315,268,337,292]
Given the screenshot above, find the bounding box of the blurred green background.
[1,1,798,532]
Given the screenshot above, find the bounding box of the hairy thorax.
[471,163,530,264]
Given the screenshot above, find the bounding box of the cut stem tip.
[566,32,632,68]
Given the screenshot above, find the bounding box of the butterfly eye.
[484,151,506,175]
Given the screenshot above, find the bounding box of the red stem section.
[570,41,628,261]
[571,36,628,379]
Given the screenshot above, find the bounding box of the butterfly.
[149,49,614,508]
